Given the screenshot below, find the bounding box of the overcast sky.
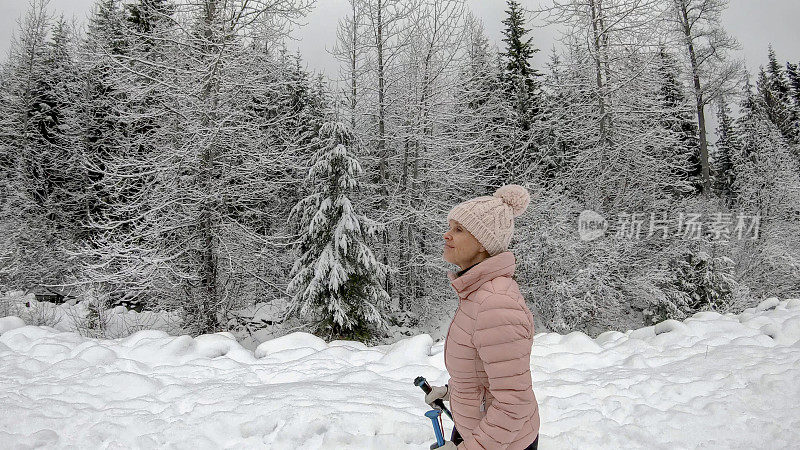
[1,0,798,83]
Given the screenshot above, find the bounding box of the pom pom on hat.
[493,184,530,217]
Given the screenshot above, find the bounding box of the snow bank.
[0,315,24,334]
[0,290,183,339]
[255,331,328,357]
[1,298,799,448]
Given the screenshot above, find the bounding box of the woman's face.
[443,219,486,269]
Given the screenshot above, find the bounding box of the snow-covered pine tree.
[0,0,54,290]
[484,0,546,186]
[499,0,543,119]
[727,76,800,298]
[0,0,87,292]
[766,46,791,103]
[286,122,390,342]
[760,47,797,144]
[787,61,800,111]
[649,246,738,324]
[539,47,583,184]
[788,61,800,91]
[125,0,172,39]
[787,61,800,142]
[74,0,132,245]
[712,96,736,204]
[656,46,702,197]
[733,77,800,217]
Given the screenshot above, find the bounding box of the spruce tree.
[286,122,390,342]
[732,77,800,215]
[126,0,172,34]
[787,62,800,107]
[766,46,790,103]
[40,16,89,233]
[657,47,702,196]
[77,0,131,230]
[539,48,578,183]
[759,47,796,142]
[499,0,543,122]
[481,0,546,186]
[785,61,800,142]
[712,97,736,203]
[0,2,86,290]
[730,77,800,299]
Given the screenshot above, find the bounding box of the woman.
[425,184,540,450]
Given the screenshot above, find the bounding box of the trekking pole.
[425,409,446,449]
[414,376,454,422]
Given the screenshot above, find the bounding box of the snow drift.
[1,297,799,448]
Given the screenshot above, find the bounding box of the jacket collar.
[447,251,516,299]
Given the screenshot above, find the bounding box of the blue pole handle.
[425,409,446,447]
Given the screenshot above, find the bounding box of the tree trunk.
[589,0,611,148]
[351,1,357,131]
[399,118,410,311]
[376,0,393,301]
[597,0,614,135]
[196,0,222,333]
[678,0,711,196]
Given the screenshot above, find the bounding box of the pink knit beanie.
[447,184,531,256]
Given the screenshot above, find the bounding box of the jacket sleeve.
[457,293,535,450]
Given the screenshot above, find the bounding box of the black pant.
[451,427,538,450]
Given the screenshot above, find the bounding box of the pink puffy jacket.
[444,251,540,450]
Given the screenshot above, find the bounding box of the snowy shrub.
[64,288,113,338]
[727,221,800,304]
[646,249,737,324]
[0,292,60,328]
[21,300,60,328]
[0,292,15,318]
[515,189,747,335]
[387,309,420,338]
[226,299,288,338]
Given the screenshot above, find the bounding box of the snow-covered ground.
[2,296,800,449]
